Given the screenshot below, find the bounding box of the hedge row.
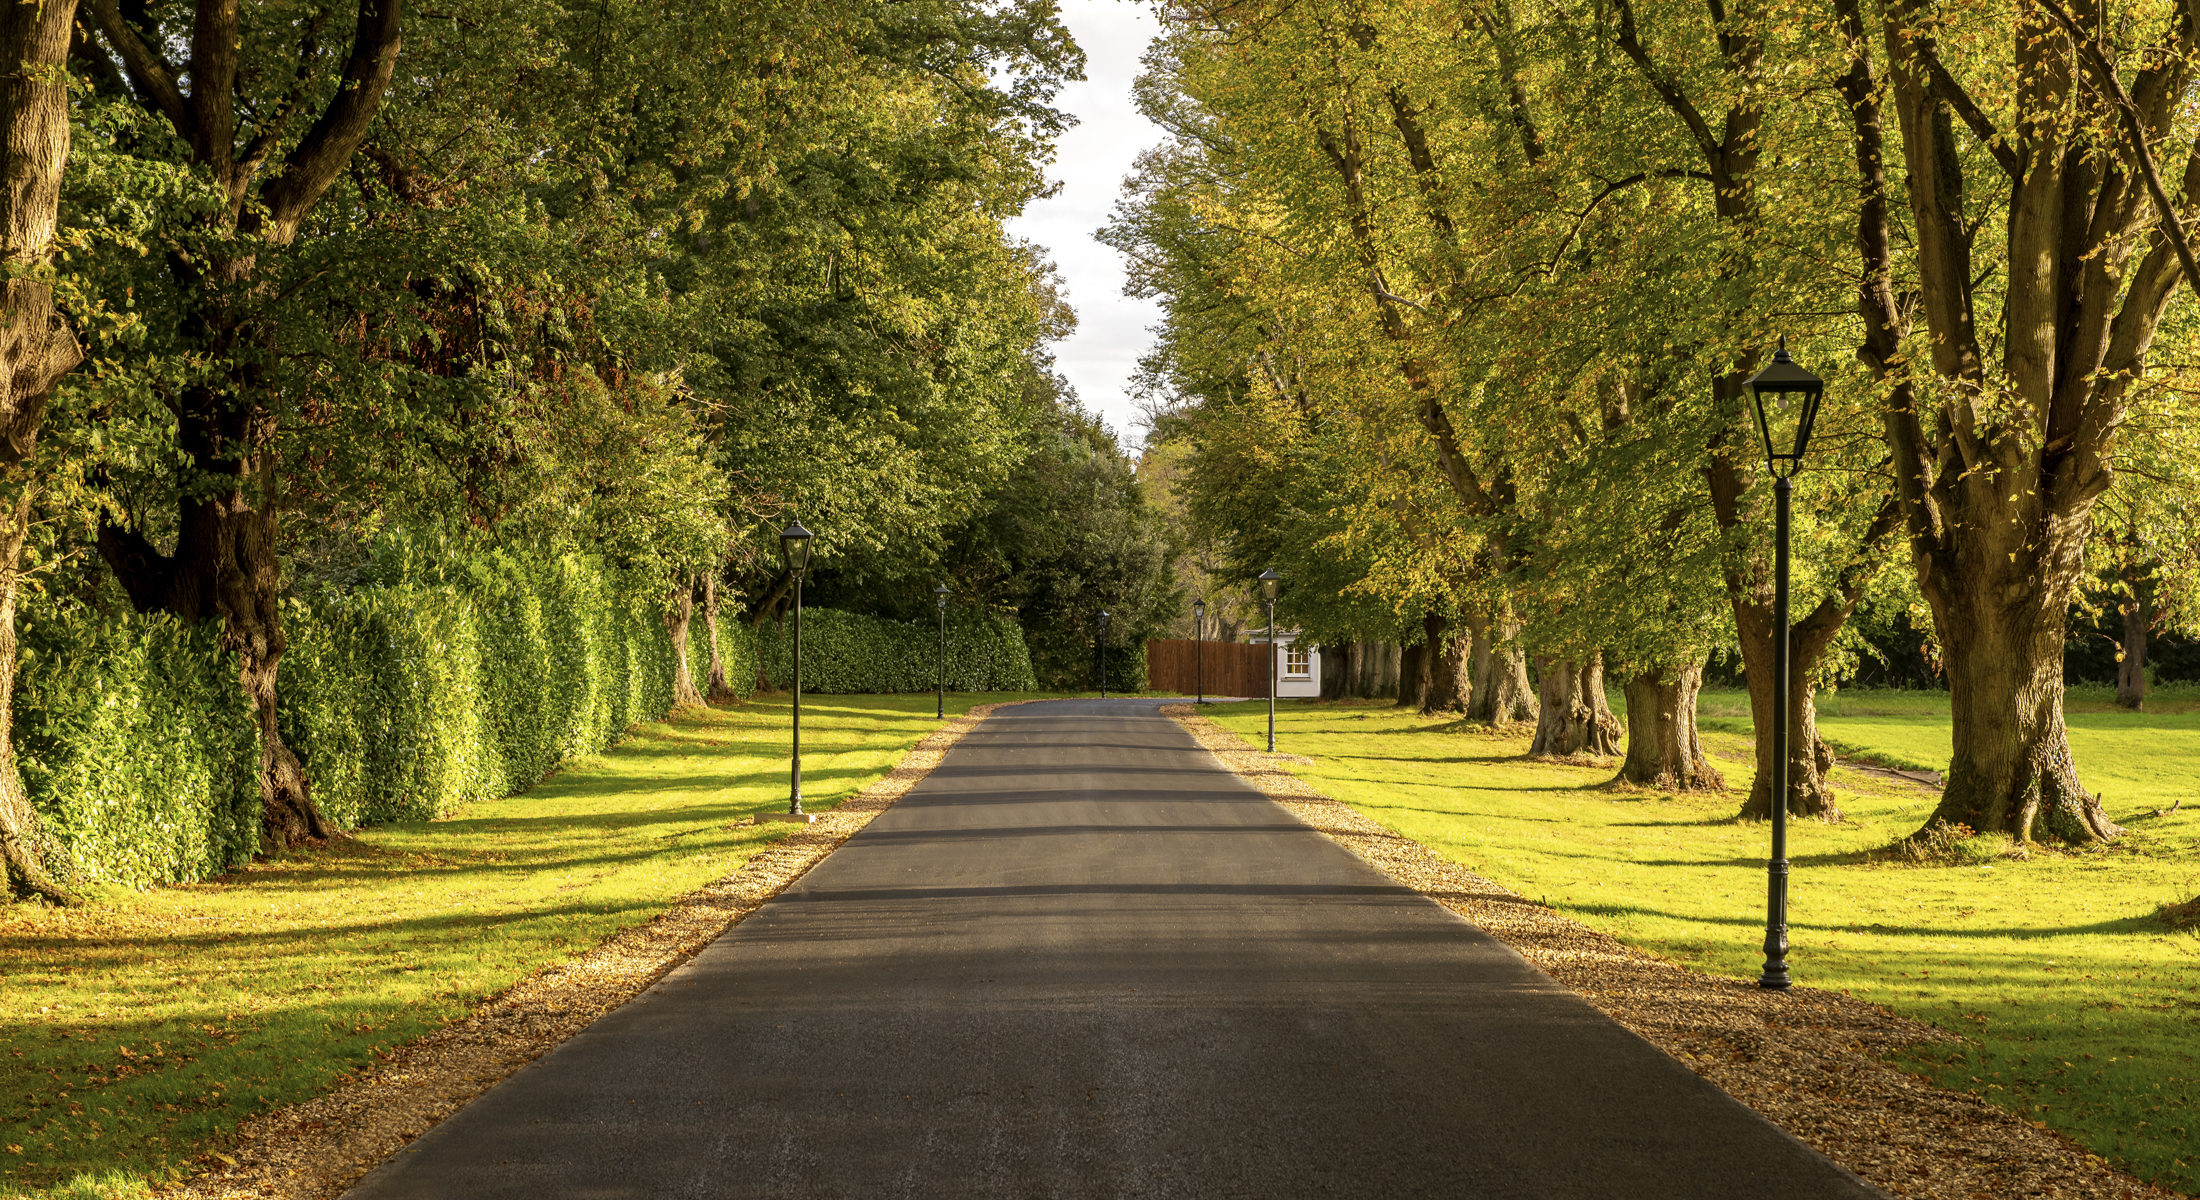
[756,607,1037,694]
[281,554,688,831]
[13,610,262,889]
[13,554,722,887]
[12,580,1026,889]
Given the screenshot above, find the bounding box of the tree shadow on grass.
[1552,897,2171,940]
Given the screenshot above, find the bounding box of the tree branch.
[255,0,405,240]
[81,1,193,141]
[1610,0,1723,167]
[1542,170,1716,278]
[238,7,336,183]
[2034,0,2200,293]
[1913,46,2022,179]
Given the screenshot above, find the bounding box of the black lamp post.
[1258,568,1281,752]
[934,584,950,719]
[1744,337,1823,991]
[1097,610,1112,699]
[1193,595,1206,705]
[773,519,816,823]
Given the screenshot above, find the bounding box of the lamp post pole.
[1193,596,1206,705]
[1098,610,1111,699]
[776,519,815,822]
[792,568,804,814]
[1743,336,1822,990]
[1764,473,1794,990]
[1258,569,1280,752]
[935,584,949,719]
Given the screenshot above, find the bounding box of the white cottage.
[1250,629,1322,698]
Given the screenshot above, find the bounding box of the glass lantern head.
[1744,337,1825,478]
[1258,567,1282,605]
[778,519,814,576]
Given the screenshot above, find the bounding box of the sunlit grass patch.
[1209,695,2200,1195]
[0,693,1027,1199]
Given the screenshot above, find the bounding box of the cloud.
[1002,0,1168,449]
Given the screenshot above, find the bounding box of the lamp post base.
[757,811,819,824]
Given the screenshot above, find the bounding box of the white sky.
[1003,0,1168,450]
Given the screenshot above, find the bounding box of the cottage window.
[1284,641,1311,678]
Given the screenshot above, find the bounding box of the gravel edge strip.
[159,701,1028,1200]
[1162,704,2183,1200]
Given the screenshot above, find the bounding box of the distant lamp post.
[1258,568,1281,752]
[1744,336,1823,991]
[1193,595,1207,705]
[769,519,816,823]
[935,584,950,719]
[1098,610,1112,699]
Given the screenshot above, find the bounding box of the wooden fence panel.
[1145,639,1271,697]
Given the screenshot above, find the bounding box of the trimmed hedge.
[13,553,712,887]
[281,554,679,829]
[11,572,1025,888]
[13,608,261,889]
[756,608,1036,694]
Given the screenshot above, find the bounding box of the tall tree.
[1865,0,2196,842]
[0,0,85,902]
[81,0,403,848]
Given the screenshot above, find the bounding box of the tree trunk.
[2117,568,2149,711]
[665,574,703,708]
[1864,0,2182,846]
[1729,597,1845,821]
[1912,571,2123,843]
[1397,639,1428,709]
[1465,607,1535,724]
[1360,640,1399,698]
[0,0,89,902]
[1529,654,1622,757]
[702,573,734,701]
[1618,663,1725,791]
[1422,613,1467,714]
[1321,641,1350,700]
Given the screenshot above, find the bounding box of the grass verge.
[1202,696,2200,1196]
[0,692,1038,1199]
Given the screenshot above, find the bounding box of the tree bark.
[1912,569,2122,842]
[0,0,87,903]
[665,574,703,708]
[1529,654,1622,757]
[1618,663,1725,790]
[1422,613,1467,714]
[1397,639,1428,710]
[1360,640,1399,698]
[2,490,68,903]
[1464,607,1535,723]
[702,573,734,701]
[85,0,404,851]
[2117,567,2149,711]
[1726,582,1852,821]
[1323,643,1342,699]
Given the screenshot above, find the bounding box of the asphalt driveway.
[345,698,1880,1199]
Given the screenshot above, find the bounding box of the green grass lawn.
[0,693,1035,1200]
[1205,694,2200,1196]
